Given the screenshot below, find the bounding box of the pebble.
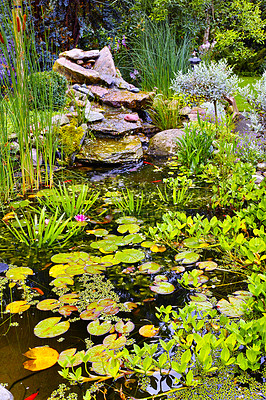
[124,114,139,122]
[129,87,140,93]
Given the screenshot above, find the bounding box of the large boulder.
[53,57,103,85]
[76,135,143,164]
[93,46,117,85]
[101,89,153,110]
[147,129,185,157]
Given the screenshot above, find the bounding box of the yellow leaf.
[139,325,159,337]
[23,346,59,371]
[150,244,166,253]
[6,300,30,313]
[2,212,16,222]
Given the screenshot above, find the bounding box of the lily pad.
[80,303,104,320]
[103,334,127,349]
[49,264,68,278]
[34,317,70,338]
[139,325,159,337]
[114,249,145,264]
[98,299,117,307]
[139,262,162,274]
[103,304,120,316]
[174,251,200,264]
[115,320,135,334]
[85,345,109,362]
[232,290,253,300]
[216,297,246,317]
[6,267,33,281]
[37,299,60,311]
[87,319,112,336]
[91,361,111,376]
[141,241,156,248]
[58,348,85,368]
[183,237,207,249]
[86,229,109,237]
[150,281,175,294]
[115,216,138,224]
[192,300,213,311]
[100,255,121,266]
[117,224,140,234]
[197,261,218,271]
[65,264,85,276]
[84,263,106,274]
[171,266,185,273]
[190,293,208,302]
[124,234,144,244]
[150,244,166,253]
[51,275,74,288]
[23,346,59,371]
[51,252,90,264]
[59,293,79,304]
[58,305,78,317]
[6,300,30,313]
[9,199,30,209]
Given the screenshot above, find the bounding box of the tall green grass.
[127,19,192,96]
[0,0,58,200]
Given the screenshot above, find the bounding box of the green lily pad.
[232,290,253,300]
[154,275,167,282]
[103,334,127,349]
[190,293,208,302]
[34,317,70,338]
[50,275,74,288]
[115,320,135,334]
[216,297,246,317]
[65,264,85,276]
[117,224,140,234]
[171,266,186,273]
[49,264,68,278]
[150,281,175,294]
[114,249,145,264]
[58,348,85,368]
[141,241,156,248]
[124,234,144,244]
[37,299,60,311]
[192,300,213,311]
[85,345,109,362]
[197,261,218,271]
[139,262,161,274]
[187,270,208,286]
[51,252,90,264]
[91,361,111,376]
[115,216,138,224]
[59,293,79,304]
[6,267,33,281]
[100,255,121,266]
[183,237,207,249]
[86,229,109,237]
[175,251,200,264]
[84,263,106,274]
[80,303,104,320]
[87,319,112,336]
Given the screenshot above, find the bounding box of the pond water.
[0,161,264,400]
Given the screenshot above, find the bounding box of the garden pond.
[1,160,266,400]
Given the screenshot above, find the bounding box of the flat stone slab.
[147,129,185,157]
[0,386,14,400]
[53,58,104,85]
[76,135,143,163]
[88,113,142,136]
[59,48,100,60]
[101,90,154,110]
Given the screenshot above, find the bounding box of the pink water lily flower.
[74,214,87,222]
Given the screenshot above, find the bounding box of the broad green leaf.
[9,200,30,209]
[87,320,112,336]
[51,252,90,264]
[183,237,207,249]
[50,275,74,288]
[190,293,207,302]
[37,299,60,311]
[85,345,109,362]
[86,229,109,237]
[91,361,111,376]
[114,249,145,264]
[139,262,161,274]
[117,224,140,234]
[49,264,68,278]
[115,216,138,224]
[84,263,106,274]
[115,320,135,334]
[141,241,156,248]
[124,234,144,244]
[217,297,246,317]
[34,317,70,338]
[6,267,33,281]
[150,281,175,294]
[197,261,218,271]
[58,348,85,367]
[103,334,127,349]
[65,264,85,276]
[175,252,200,264]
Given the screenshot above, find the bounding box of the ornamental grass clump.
[170,60,240,125]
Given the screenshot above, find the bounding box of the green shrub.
[28,71,67,110]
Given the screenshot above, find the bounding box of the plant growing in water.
[113,188,144,215]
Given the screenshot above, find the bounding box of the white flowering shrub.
[240,71,266,134]
[170,60,239,104]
